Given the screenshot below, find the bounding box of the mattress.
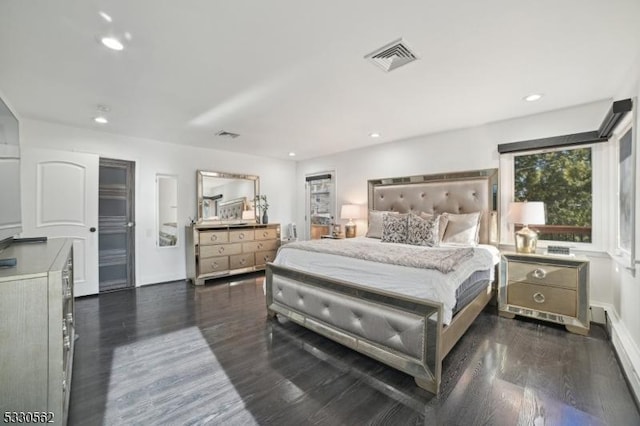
[273,237,499,324]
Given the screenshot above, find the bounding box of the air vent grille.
[215,130,240,139]
[365,38,418,72]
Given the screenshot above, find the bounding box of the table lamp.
[508,201,546,253]
[340,204,361,238]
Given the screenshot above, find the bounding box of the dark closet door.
[99,158,135,292]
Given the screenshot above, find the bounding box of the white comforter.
[273,237,499,325]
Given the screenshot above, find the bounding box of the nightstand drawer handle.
[532,268,547,279]
[533,292,546,304]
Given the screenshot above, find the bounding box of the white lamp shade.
[340,204,361,220]
[507,201,546,225]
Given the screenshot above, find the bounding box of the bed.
[265,168,499,394]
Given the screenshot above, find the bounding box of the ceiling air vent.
[215,130,240,139]
[365,38,419,72]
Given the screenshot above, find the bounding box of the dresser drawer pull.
[263,231,269,238]
[211,262,218,269]
[239,233,245,240]
[210,234,218,242]
[240,258,247,265]
[257,243,264,249]
[532,268,547,279]
[218,246,225,254]
[533,292,546,304]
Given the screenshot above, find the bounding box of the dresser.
[498,253,589,335]
[186,223,280,285]
[0,239,75,425]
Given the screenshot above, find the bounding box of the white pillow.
[442,212,482,245]
[366,210,399,239]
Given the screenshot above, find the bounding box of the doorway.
[305,171,336,239]
[99,158,135,292]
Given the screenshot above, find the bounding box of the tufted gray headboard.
[218,197,247,220]
[368,169,499,245]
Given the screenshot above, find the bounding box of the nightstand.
[499,253,590,335]
[320,234,345,239]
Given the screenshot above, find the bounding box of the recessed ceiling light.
[100,36,124,51]
[94,116,108,124]
[369,132,380,138]
[288,152,296,157]
[523,93,543,102]
[99,11,112,22]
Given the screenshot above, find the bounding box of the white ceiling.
[1,0,639,161]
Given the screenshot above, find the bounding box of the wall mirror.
[157,174,178,247]
[197,170,259,223]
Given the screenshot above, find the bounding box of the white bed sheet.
[273,237,499,325]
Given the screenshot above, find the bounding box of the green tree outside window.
[514,147,592,242]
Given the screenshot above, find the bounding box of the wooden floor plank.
[68,274,639,425]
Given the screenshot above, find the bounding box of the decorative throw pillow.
[381,213,408,243]
[442,211,482,245]
[366,210,398,239]
[407,213,440,246]
[420,212,449,241]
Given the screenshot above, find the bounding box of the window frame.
[500,141,611,252]
[609,111,637,271]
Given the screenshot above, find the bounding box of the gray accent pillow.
[381,213,408,243]
[420,212,449,241]
[366,210,398,239]
[407,213,440,246]
[442,211,482,245]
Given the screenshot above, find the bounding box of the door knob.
[127,222,135,228]
[90,227,97,232]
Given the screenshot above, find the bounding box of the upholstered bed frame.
[265,169,499,394]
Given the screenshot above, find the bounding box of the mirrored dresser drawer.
[499,253,589,335]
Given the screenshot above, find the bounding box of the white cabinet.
[0,239,74,425]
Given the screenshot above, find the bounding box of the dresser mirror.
[197,170,259,223]
[157,174,178,247]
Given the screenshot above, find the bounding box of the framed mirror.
[157,174,178,247]
[197,170,259,223]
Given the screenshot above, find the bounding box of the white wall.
[607,50,640,399]
[297,99,610,241]
[20,119,296,286]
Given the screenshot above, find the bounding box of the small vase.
[262,211,269,225]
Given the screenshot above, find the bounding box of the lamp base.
[515,226,538,253]
[345,223,356,238]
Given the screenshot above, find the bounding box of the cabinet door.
[0,277,49,411]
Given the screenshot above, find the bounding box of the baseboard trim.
[591,302,640,407]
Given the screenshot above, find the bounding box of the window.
[513,147,592,243]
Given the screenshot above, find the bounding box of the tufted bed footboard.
[266,263,493,395]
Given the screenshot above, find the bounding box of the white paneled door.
[21,148,99,296]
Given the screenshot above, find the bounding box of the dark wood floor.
[68,273,640,425]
